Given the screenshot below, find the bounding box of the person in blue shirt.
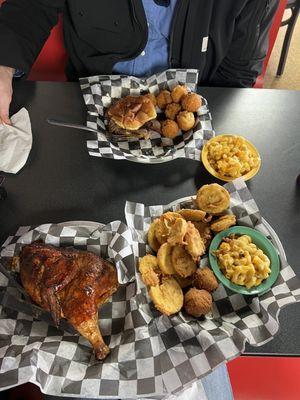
[113,0,178,77]
[0,0,279,125]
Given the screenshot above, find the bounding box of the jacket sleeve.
[0,0,65,74]
[210,0,279,88]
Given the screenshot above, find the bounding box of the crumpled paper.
[0,108,32,173]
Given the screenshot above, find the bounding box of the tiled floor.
[264,13,300,90]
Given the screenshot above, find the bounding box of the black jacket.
[0,0,279,87]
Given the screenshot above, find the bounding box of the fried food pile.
[139,183,238,318]
[19,242,119,360]
[156,85,201,139]
[206,135,260,178]
[107,85,202,140]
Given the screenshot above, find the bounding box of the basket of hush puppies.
[150,84,202,139]
[108,83,202,139]
[138,183,236,318]
[80,69,214,162]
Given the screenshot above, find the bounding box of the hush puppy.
[171,85,189,103]
[161,119,180,139]
[177,111,195,131]
[184,288,212,317]
[193,267,219,292]
[156,90,172,110]
[165,102,181,120]
[181,92,202,112]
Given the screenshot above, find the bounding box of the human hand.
[0,66,15,125]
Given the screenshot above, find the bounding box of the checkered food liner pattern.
[0,221,166,398]
[79,69,214,163]
[0,178,299,398]
[124,178,300,394]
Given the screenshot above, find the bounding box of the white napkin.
[0,108,32,174]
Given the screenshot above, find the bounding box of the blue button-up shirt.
[113,0,177,77]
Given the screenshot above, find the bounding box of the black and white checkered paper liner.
[79,69,214,163]
[0,221,166,398]
[125,178,300,394]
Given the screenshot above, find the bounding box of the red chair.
[0,1,67,81]
[28,16,67,82]
[254,0,288,88]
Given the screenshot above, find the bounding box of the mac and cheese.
[207,136,260,178]
[215,234,271,289]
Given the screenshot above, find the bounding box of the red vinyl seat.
[28,16,67,81]
[0,0,67,80]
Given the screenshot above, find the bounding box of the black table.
[1,81,300,356]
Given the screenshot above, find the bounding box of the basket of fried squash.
[139,183,237,318]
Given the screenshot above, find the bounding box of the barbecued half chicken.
[19,242,119,360]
